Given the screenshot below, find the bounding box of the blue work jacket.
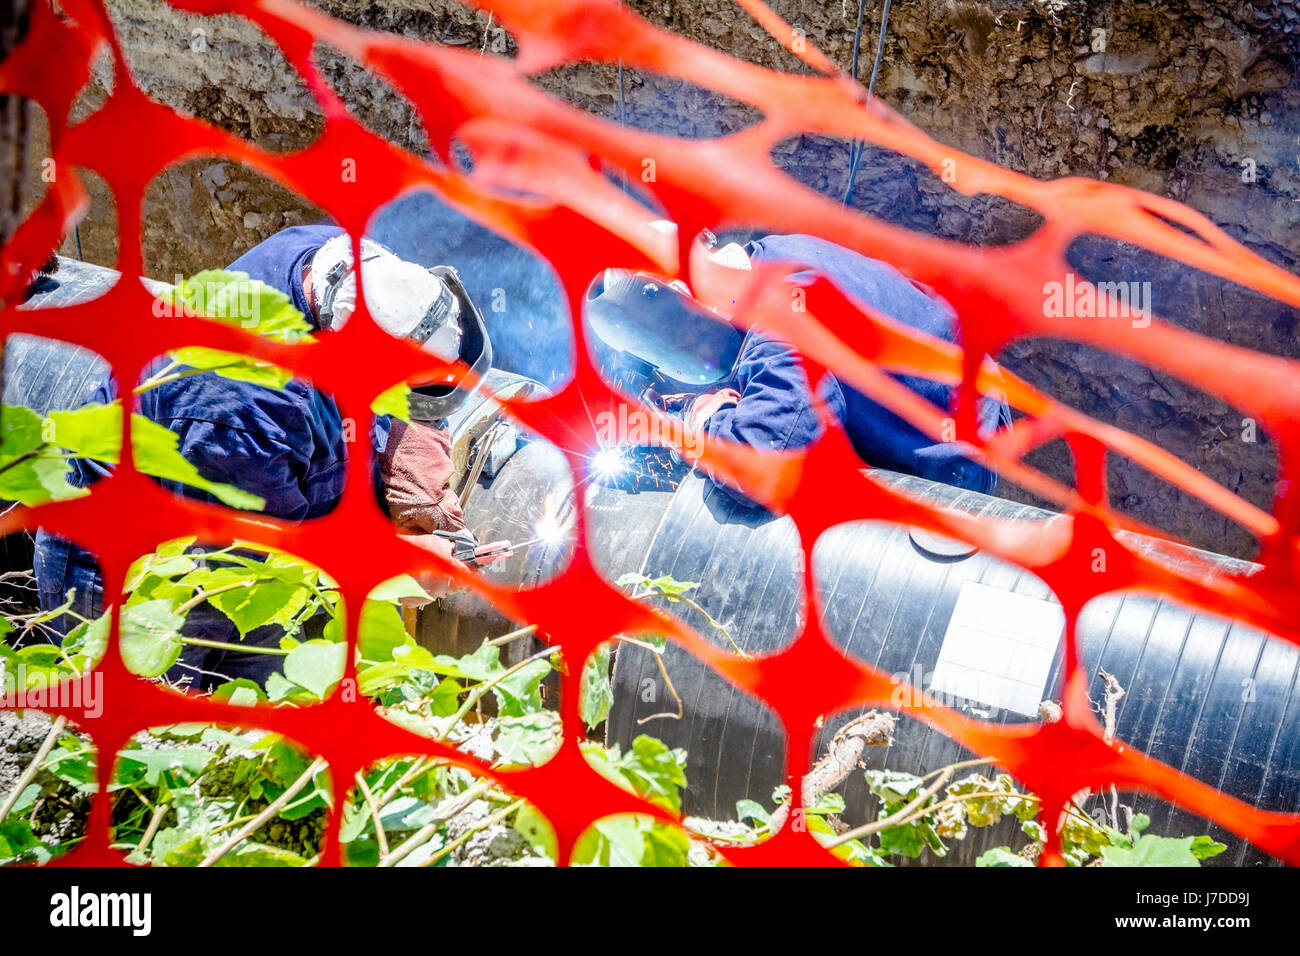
[702,234,1008,503]
[34,226,377,667]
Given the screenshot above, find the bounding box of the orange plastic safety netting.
[3,0,1300,866]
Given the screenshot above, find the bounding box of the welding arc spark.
[590,446,626,480]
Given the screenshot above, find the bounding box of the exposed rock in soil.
[442,797,550,867]
[0,710,92,854]
[19,0,1300,557]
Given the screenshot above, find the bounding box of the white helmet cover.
[310,234,464,361]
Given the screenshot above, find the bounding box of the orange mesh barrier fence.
[3,0,1300,866]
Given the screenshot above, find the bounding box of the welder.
[585,231,1010,506]
[32,225,501,690]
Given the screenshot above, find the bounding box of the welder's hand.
[401,533,464,605]
[644,389,694,414]
[686,388,741,433]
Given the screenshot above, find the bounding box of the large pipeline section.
[432,388,1299,865]
[12,258,1299,865]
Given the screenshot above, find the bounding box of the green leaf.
[283,641,346,700]
[574,815,691,867]
[130,414,265,511]
[1189,835,1227,861]
[264,672,315,704]
[125,548,197,591]
[426,676,463,717]
[864,769,925,802]
[579,643,614,731]
[169,347,295,391]
[62,613,109,667]
[583,735,688,814]
[976,847,1033,867]
[0,404,86,504]
[493,657,551,717]
[647,575,698,599]
[45,401,123,460]
[115,747,214,787]
[208,577,307,637]
[339,802,371,844]
[0,819,43,861]
[359,600,414,663]
[161,270,313,343]
[946,773,1023,828]
[9,784,41,816]
[1100,833,1202,867]
[808,791,846,816]
[494,712,562,767]
[377,795,439,832]
[614,572,699,600]
[215,843,309,867]
[877,821,928,858]
[157,829,208,867]
[735,799,772,829]
[370,383,412,422]
[640,819,691,866]
[0,404,44,459]
[513,804,557,860]
[368,575,432,604]
[440,642,504,682]
[573,816,643,866]
[126,571,196,608]
[120,599,185,677]
[210,679,266,707]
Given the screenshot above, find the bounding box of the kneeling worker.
[33,225,502,690]
[585,231,1010,505]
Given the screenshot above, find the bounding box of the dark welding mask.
[583,269,748,402]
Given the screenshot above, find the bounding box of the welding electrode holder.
[431,528,484,567]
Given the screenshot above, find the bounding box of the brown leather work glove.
[380,419,467,534]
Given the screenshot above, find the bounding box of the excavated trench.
[14,0,1299,559]
[3,2,1300,864]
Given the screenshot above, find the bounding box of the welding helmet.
[583,268,748,399]
[312,236,492,423]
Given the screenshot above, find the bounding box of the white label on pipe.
[930,581,1066,718]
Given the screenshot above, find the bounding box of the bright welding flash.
[591,446,625,480]
[534,511,565,544]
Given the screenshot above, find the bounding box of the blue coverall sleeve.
[701,335,846,508]
[160,417,315,520]
[136,363,344,520]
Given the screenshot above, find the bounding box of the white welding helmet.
[310,234,493,423]
[310,234,463,361]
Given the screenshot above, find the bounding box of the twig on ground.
[419,797,526,867]
[0,715,68,820]
[379,777,495,867]
[355,772,389,862]
[767,711,896,833]
[198,756,327,867]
